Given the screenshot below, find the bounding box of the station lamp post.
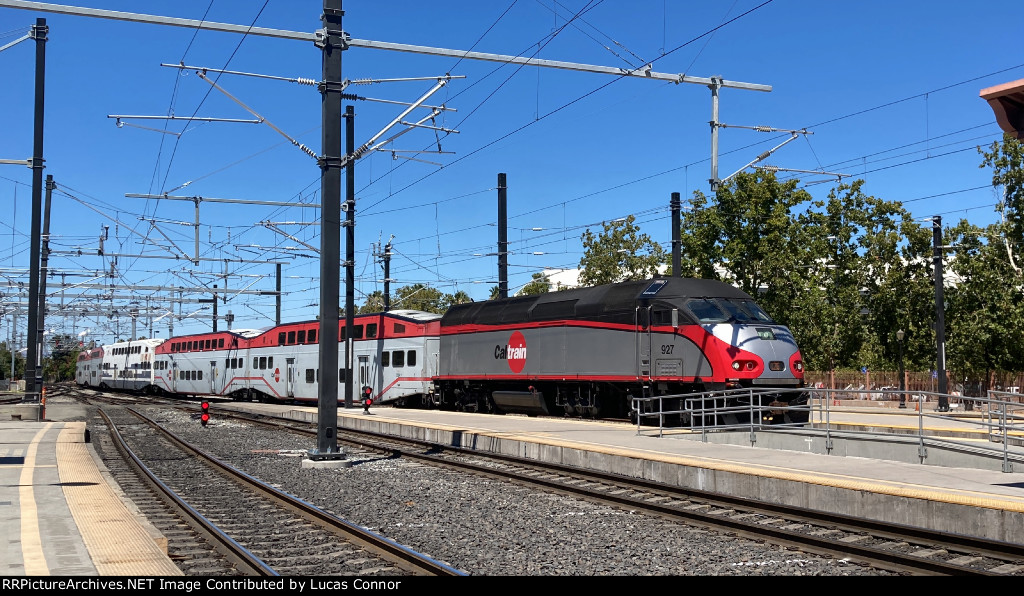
[897,329,906,409]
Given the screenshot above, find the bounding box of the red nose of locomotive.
[711,325,804,387]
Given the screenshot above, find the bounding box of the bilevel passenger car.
[75,338,166,392]
[75,346,104,388]
[149,309,440,406]
[429,277,808,425]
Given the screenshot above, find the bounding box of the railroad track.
[215,406,1024,576]
[69,386,1024,575]
[90,402,464,576]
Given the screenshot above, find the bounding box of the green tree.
[518,272,552,296]
[0,341,26,382]
[578,215,665,286]
[44,333,79,382]
[359,291,387,314]
[675,172,943,376]
[945,220,1024,387]
[441,290,473,310]
[787,184,867,372]
[851,187,933,374]
[489,285,501,300]
[683,170,810,302]
[979,133,1024,269]
[392,284,446,314]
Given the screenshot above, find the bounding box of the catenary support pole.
[383,239,391,312]
[35,174,53,387]
[25,18,46,402]
[313,0,344,459]
[498,173,508,299]
[344,103,355,411]
[671,192,681,277]
[933,216,949,411]
[708,77,721,193]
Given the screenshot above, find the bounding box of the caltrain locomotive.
[76,277,808,425]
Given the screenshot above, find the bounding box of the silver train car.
[75,338,165,392]
[148,310,439,407]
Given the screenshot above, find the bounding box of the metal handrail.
[633,387,1024,472]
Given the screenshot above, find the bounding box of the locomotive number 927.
[431,277,808,426]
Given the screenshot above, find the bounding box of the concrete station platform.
[0,402,182,577]
[2,397,1023,576]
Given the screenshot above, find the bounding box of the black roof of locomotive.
[441,277,754,327]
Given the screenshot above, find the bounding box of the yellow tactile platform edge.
[56,422,183,576]
[348,411,1024,514]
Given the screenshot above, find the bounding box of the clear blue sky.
[1,0,1022,347]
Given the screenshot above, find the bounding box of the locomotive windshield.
[686,298,775,324]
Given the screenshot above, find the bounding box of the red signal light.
[201,401,210,426]
[362,387,373,412]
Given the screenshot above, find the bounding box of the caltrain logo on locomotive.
[495,331,527,373]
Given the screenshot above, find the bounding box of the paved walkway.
[0,417,181,576]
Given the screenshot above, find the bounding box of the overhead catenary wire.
[7,2,1021,343]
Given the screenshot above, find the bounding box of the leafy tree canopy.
[578,215,666,286]
[518,272,552,296]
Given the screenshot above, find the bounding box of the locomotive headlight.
[794,360,804,372]
[732,361,741,371]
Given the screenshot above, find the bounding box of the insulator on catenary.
[296,143,319,160]
[295,77,318,86]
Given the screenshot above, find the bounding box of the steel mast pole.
[933,216,949,411]
[312,0,344,459]
[671,192,681,277]
[498,173,508,299]
[25,18,47,403]
[343,103,355,411]
[34,174,54,388]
